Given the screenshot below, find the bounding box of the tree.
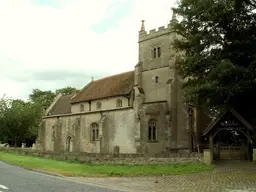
[0,95,12,143]
[0,86,79,146]
[55,86,79,95]
[29,87,78,110]
[29,89,56,110]
[172,0,256,115]
[0,97,42,146]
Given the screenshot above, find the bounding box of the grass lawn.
[0,152,215,177]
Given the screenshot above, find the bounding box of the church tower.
[134,9,190,153]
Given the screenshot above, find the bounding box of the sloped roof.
[48,93,75,115]
[71,71,134,103]
[203,108,254,136]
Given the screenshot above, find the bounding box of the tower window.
[157,47,161,57]
[152,47,161,59]
[153,48,157,58]
[155,76,159,83]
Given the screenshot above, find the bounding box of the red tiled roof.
[71,71,134,103]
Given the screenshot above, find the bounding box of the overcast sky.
[0,0,176,100]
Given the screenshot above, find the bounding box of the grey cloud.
[0,54,111,82]
[0,54,113,99]
[8,69,111,99]
[30,70,91,81]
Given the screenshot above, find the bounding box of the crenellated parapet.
[138,7,177,43]
[139,24,174,43]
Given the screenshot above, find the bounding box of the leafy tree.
[0,95,12,143]
[0,98,42,146]
[29,89,56,110]
[0,86,79,146]
[55,86,79,95]
[172,0,256,116]
[29,87,78,110]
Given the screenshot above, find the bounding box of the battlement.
[139,23,174,42]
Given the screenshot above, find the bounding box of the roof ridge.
[71,70,134,104]
[61,93,76,97]
[93,70,134,82]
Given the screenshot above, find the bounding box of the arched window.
[116,99,122,108]
[80,104,84,112]
[148,119,157,141]
[67,136,72,152]
[96,102,102,110]
[52,125,55,141]
[91,123,99,141]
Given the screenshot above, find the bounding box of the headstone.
[113,146,120,154]
[32,143,36,150]
[21,143,26,148]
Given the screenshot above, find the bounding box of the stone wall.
[71,96,130,113]
[139,102,170,154]
[42,108,137,154]
[0,148,204,165]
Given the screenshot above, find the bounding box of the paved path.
[73,161,256,192]
[0,161,123,192]
[1,160,256,192]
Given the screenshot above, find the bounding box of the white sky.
[0,0,177,99]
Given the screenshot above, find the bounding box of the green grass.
[0,152,215,177]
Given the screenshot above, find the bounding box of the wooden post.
[188,132,192,152]
[209,133,213,160]
[229,145,231,160]
[248,137,252,161]
[216,142,219,160]
[247,129,251,161]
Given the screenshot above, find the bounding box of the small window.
[153,48,157,58]
[152,47,161,59]
[116,99,122,108]
[155,76,159,83]
[67,136,72,152]
[52,125,55,140]
[157,47,161,57]
[88,101,91,111]
[91,123,99,141]
[96,102,102,110]
[148,119,157,141]
[80,104,84,112]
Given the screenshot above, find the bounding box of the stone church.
[36,13,210,154]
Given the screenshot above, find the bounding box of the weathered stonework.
[36,12,208,156]
[203,149,213,165]
[0,148,204,165]
[42,106,137,154]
